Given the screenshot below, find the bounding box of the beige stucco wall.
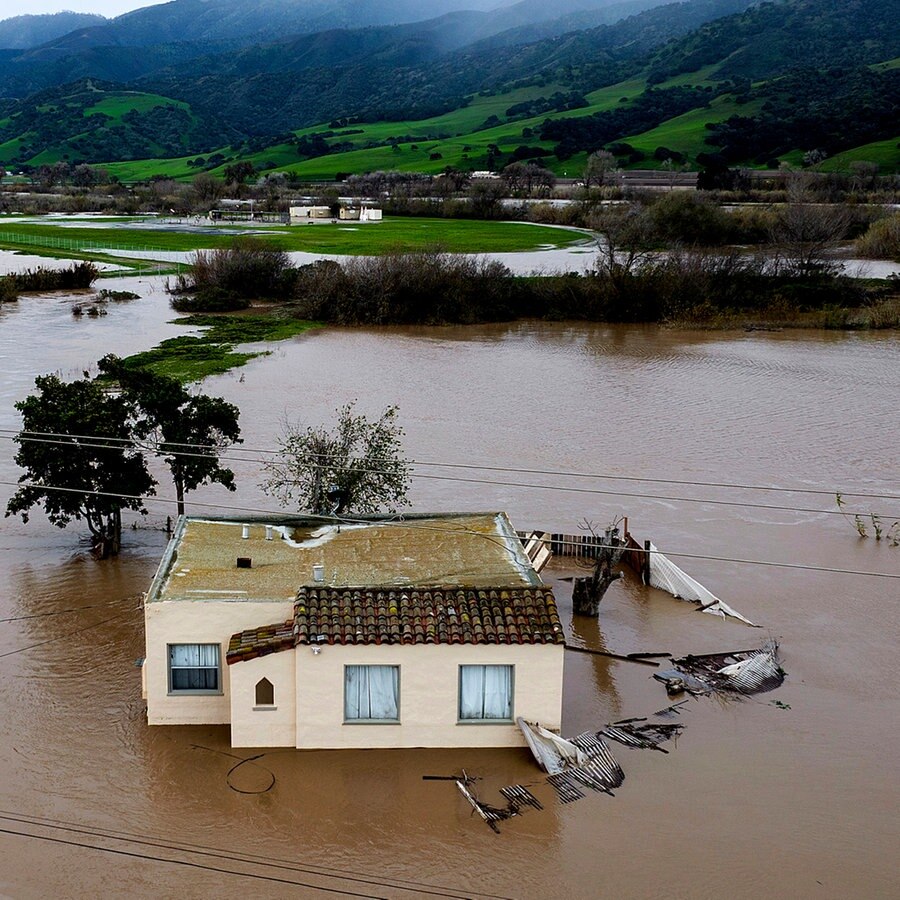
[229,653,297,747]
[144,599,293,725]
[228,643,563,749]
[288,643,564,750]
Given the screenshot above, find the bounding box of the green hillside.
[0,81,232,167]
[620,95,764,166]
[819,138,900,173]
[3,0,898,178]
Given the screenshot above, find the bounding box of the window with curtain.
[459,665,513,721]
[344,665,400,721]
[169,644,220,692]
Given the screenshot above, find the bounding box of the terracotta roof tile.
[227,584,563,663]
[294,584,563,648]
[226,621,294,664]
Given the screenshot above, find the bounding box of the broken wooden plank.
[564,644,662,667]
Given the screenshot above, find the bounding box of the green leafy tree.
[223,161,255,184]
[6,374,155,557]
[261,402,410,516]
[99,357,241,517]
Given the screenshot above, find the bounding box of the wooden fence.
[518,527,650,582]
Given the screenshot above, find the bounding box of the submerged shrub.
[176,238,292,299]
[171,286,250,312]
[0,277,18,303]
[291,250,516,324]
[856,214,900,261]
[10,261,99,291]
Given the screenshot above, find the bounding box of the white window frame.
[343,664,401,724]
[458,664,515,723]
[167,643,222,695]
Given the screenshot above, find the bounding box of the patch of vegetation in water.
[97,288,140,301]
[119,313,320,382]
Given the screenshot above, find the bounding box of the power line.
[3,433,897,519]
[0,811,498,899]
[0,597,133,623]
[3,427,895,502]
[0,823,394,898]
[0,608,138,660]
[2,479,898,580]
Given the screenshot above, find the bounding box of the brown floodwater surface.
[1,280,898,898]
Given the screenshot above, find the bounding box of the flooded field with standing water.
[1,274,898,898]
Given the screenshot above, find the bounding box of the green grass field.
[621,95,764,166]
[0,216,589,259]
[83,92,190,118]
[100,78,648,181]
[819,137,900,173]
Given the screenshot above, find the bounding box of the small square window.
[169,644,221,693]
[459,665,513,721]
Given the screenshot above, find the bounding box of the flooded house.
[141,513,564,749]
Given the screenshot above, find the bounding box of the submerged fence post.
[643,540,651,585]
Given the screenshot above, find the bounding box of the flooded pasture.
[0,278,898,898]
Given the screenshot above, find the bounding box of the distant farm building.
[289,205,333,221]
[289,204,382,224]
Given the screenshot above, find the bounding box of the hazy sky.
[2,1,169,19]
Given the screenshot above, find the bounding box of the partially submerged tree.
[572,519,627,616]
[589,204,657,284]
[768,200,851,278]
[6,374,155,557]
[261,402,411,516]
[99,356,241,517]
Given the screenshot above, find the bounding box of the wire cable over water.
[0,809,511,900]
[1,480,897,580]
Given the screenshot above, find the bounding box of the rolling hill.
[1,0,897,177]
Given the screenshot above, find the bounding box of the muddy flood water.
[1,277,898,898]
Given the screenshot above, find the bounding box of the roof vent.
[241,524,250,539]
[265,525,274,541]
[237,557,252,569]
[312,564,325,583]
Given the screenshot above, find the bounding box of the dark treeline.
[170,240,897,330]
[288,251,885,327]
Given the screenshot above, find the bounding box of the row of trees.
[6,362,410,556]
[7,360,241,557]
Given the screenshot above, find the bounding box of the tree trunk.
[91,511,120,559]
[573,569,624,616]
[175,476,185,518]
[573,525,626,616]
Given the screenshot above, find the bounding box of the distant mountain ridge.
[0,0,897,175]
[0,12,107,49]
[0,0,645,99]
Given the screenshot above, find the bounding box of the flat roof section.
[150,512,541,603]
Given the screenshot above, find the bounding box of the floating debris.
[645,541,759,626]
[654,700,691,717]
[601,722,684,752]
[546,773,585,804]
[456,776,518,834]
[517,717,625,805]
[425,771,519,834]
[657,641,785,696]
[500,785,543,811]
[517,717,586,775]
